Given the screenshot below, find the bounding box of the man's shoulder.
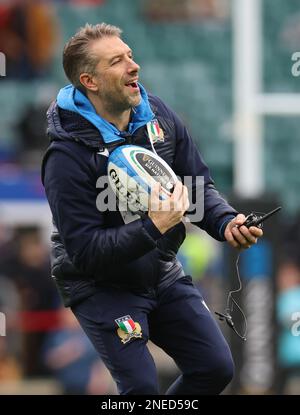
[148,93,172,117]
[41,139,92,185]
[147,93,184,134]
[47,100,104,150]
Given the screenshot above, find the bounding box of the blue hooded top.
[56,83,154,144]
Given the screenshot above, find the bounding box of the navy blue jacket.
[42,93,237,306]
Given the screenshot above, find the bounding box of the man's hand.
[224,214,263,249]
[148,181,189,234]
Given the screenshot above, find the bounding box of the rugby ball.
[107,145,178,213]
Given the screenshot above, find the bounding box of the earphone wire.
[149,132,158,155]
[225,252,248,340]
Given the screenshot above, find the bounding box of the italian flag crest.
[115,315,142,344]
[147,119,165,144]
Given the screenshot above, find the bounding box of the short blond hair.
[63,23,122,88]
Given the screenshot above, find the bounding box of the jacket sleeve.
[169,106,237,241]
[43,149,162,275]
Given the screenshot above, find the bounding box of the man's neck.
[87,93,131,132]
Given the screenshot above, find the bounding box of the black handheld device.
[242,206,282,228]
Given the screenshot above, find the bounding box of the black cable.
[215,251,247,341]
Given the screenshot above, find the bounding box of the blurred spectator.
[177,226,217,280]
[0,225,60,376]
[145,0,230,21]
[64,0,106,4]
[276,212,300,394]
[0,274,22,356]
[0,223,13,253]
[16,102,49,167]
[0,336,22,381]
[0,270,23,385]
[0,226,59,311]
[0,0,58,80]
[42,307,115,395]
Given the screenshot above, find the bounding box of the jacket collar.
[56,83,154,144]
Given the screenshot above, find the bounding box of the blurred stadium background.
[0,0,300,395]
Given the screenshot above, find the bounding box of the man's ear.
[79,73,99,92]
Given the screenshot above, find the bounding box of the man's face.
[89,36,141,111]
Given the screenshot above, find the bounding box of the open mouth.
[125,81,139,90]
